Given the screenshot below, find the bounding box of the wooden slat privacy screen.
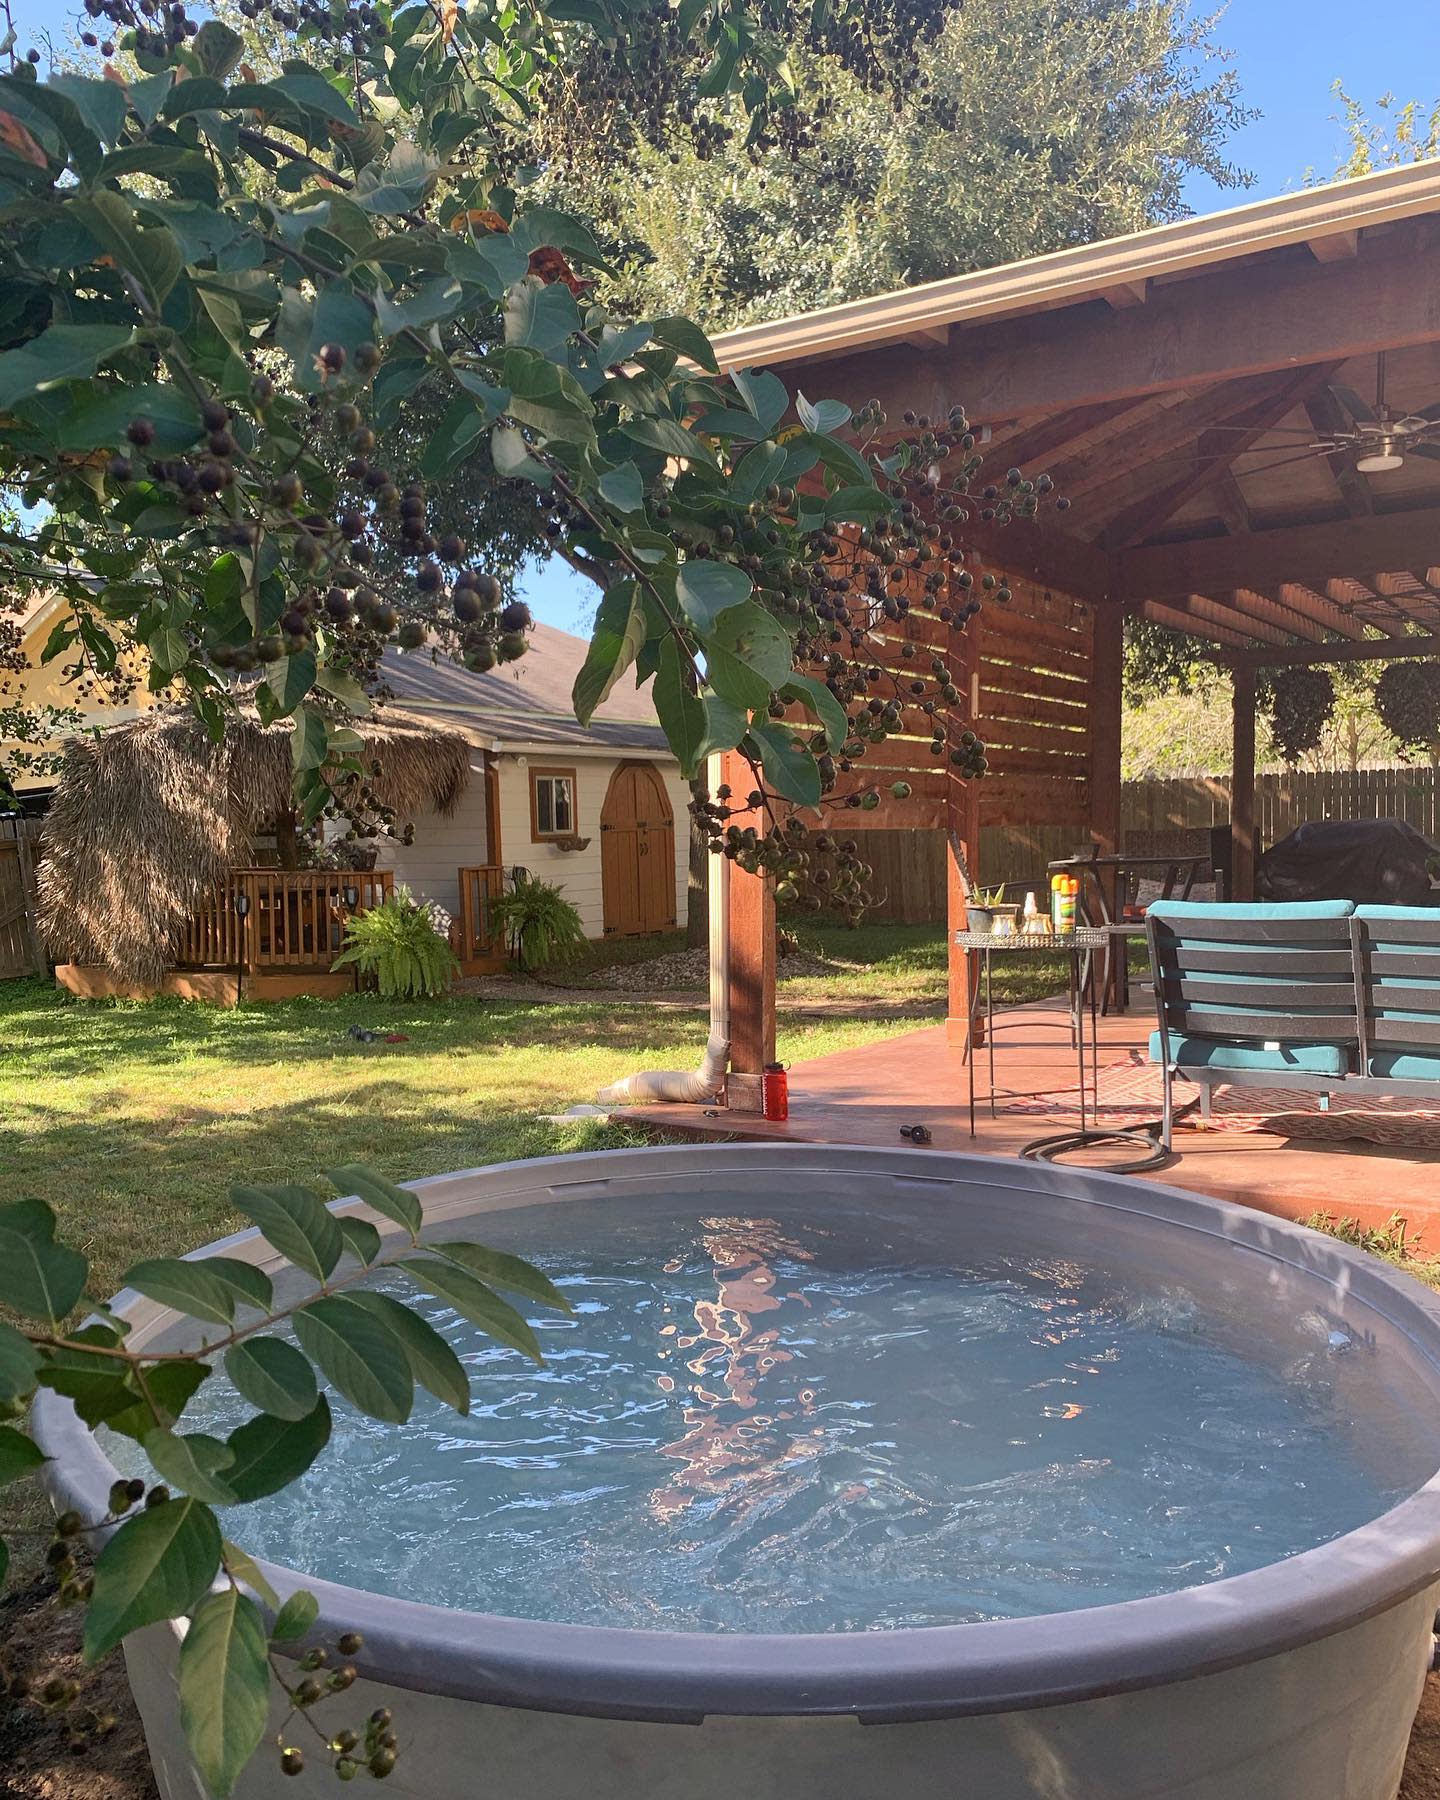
[814,571,1094,839]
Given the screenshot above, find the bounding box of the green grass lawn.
[0,978,906,1294]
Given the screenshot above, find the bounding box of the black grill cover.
[1255,817,1440,906]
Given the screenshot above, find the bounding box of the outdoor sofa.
[1146,899,1440,1149]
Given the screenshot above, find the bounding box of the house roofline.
[708,159,1440,373]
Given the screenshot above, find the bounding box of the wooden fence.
[177,868,394,971]
[0,816,43,979]
[857,765,1440,922]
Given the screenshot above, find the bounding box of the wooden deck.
[618,1002,1440,1242]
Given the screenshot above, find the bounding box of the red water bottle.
[762,1062,789,1121]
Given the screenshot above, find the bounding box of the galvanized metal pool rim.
[33,1144,1440,1725]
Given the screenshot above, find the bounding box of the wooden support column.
[722,750,775,1113]
[1088,602,1125,1005]
[945,621,984,1046]
[1231,661,1258,901]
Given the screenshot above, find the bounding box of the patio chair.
[1146,900,1359,1150]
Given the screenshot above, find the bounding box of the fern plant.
[332,891,458,997]
[490,873,588,971]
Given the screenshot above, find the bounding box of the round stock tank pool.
[33,1145,1440,1800]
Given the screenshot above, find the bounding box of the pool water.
[123,1192,1440,1633]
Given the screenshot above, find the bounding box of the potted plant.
[966,885,1009,935]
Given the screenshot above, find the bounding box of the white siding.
[497,753,690,938]
[373,752,489,919]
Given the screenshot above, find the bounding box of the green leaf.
[712,599,795,686]
[231,1184,343,1282]
[338,1216,382,1266]
[502,277,581,352]
[795,391,851,435]
[399,1259,542,1364]
[261,649,316,718]
[573,579,646,726]
[270,1588,319,1643]
[125,1258,237,1327]
[223,1398,330,1504]
[429,1241,572,1313]
[781,673,848,750]
[272,67,357,126]
[142,1430,237,1506]
[824,484,891,524]
[749,721,822,807]
[729,438,786,504]
[620,415,713,465]
[224,1339,318,1423]
[0,324,132,412]
[347,1291,469,1414]
[313,666,372,714]
[103,1360,211,1441]
[202,1259,273,1315]
[654,633,706,779]
[597,461,644,513]
[0,1322,41,1403]
[0,1200,88,1325]
[294,1296,414,1423]
[650,315,719,373]
[677,559,752,631]
[220,1541,280,1611]
[279,281,373,393]
[705,641,770,714]
[47,74,127,147]
[291,706,328,773]
[375,275,464,337]
[192,19,245,78]
[325,1164,422,1236]
[491,423,551,486]
[179,1587,270,1799]
[56,384,202,458]
[731,367,790,432]
[84,1495,223,1662]
[0,1426,45,1488]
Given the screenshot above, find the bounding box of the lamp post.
[232,890,251,1003]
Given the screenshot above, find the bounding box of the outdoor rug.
[1010,1055,1440,1148]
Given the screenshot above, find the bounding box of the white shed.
[371,624,690,969]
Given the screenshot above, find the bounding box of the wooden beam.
[1309,229,1360,263]
[1276,582,1370,640]
[1088,603,1123,1004]
[1115,504,1440,603]
[1304,388,1374,517]
[1225,632,1440,668]
[789,214,1440,426]
[965,518,1115,603]
[984,397,1156,476]
[903,324,950,349]
[1097,363,1338,551]
[1141,599,1256,650]
[1049,383,1261,502]
[1100,279,1149,309]
[1217,587,1328,642]
[1212,470,1254,536]
[1231,664,1257,901]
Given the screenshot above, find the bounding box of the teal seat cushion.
[1354,905,1440,925]
[1148,1031,1350,1077]
[1148,900,1355,925]
[1367,1049,1440,1080]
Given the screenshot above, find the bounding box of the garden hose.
[1017,1097,1199,1174]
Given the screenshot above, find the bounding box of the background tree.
[540,0,1252,327]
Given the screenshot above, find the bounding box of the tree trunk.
[275,809,300,870]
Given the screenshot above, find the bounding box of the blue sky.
[10,0,1434,629]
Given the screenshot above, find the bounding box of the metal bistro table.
[954,926,1107,1139]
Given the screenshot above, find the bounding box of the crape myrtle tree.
[0,0,1060,908]
[0,0,1066,1780]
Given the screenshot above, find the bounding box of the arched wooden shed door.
[601,762,676,937]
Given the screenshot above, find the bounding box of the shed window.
[531,770,576,838]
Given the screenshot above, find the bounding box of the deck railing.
[177,869,393,971]
[457,865,506,965]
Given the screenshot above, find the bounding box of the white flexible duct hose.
[596,754,730,1107]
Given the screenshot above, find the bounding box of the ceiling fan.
[1314,351,1440,472]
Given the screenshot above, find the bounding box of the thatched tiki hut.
[40,707,470,1001]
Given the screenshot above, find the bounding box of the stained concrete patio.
[619,1000,1440,1241]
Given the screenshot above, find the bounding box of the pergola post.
[722,749,775,1113]
[1231,660,1258,901]
[945,608,985,1045]
[1088,602,1125,1002]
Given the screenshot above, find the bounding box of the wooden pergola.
[706,159,1440,1112]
